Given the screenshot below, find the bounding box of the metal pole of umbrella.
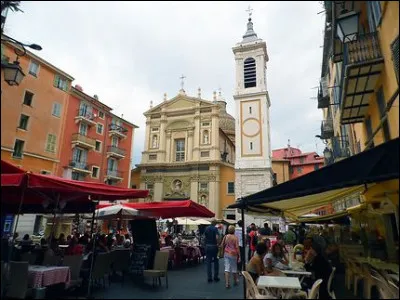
[87,198,99,299]
[48,193,61,246]
[240,199,247,300]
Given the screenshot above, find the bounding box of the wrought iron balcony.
[331,136,351,161]
[320,119,334,140]
[68,160,91,174]
[109,123,128,139]
[340,32,384,124]
[106,145,126,159]
[75,108,96,126]
[317,88,330,109]
[71,133,96,149]
[105,169,123,180]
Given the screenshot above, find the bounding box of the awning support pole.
[87,197,99,299]
[240,198,247,299]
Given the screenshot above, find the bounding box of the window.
[249,106,252,114]
[40,170,51,175]
[72,172,81,181]
[98,111,104,119]
[54,75,68,91]
[111,136,119,147]
[149,154,157,160]
[79,123,88,136]
[28,61,39,76]
[151,127,159,132]
[391,36,399,84]
[297,167,303,174]
[23,91,34,106]
[299,157,305,164]
[314,164,320,171]
[202,122,210,127]
[249,142,253,150]
[367,1,382,31]
[199,183,208,190]
[365,116,374,148]
[132,185,137,189]
[96,123,103,135]
[52,102,62,117]
[175,139,185,161]
[18,114,29,130]
[244,57,256,88]
[46,134,57,153]
[146,183,154,190]
[227,182,235,194]
[73,147,88,164]
[95,141,102,152]
[12,139,25,158]
[91,166,99,178]
[376,86,390,142]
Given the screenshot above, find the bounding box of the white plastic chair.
[308,279,323,299]
[241,271,277,299]
[327,267,336,299]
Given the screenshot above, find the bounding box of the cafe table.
[28,265,71,289]
[281,270,312,283]
[257,276,302,299]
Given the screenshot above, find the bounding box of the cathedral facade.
[131,89,236,218]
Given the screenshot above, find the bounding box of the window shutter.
[63,80,68,92]
[391,36,399,84]
[53,75,60,88]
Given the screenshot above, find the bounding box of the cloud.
[5,1,327,165]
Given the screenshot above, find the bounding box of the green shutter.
[53,75,60,88]
[63,80,69,92]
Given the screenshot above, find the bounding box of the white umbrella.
[95,204,140,219]
[195,218,211,225]
[176,217,199,225]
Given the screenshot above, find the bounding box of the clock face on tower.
[242,118,260,137]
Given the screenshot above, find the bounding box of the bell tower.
[233,7,273,217]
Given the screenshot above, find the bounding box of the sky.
[5,1,326,166]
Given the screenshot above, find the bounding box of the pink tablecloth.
[28,265,71,288]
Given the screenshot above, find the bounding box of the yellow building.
[131,89,236,219]
[317,1,398,159]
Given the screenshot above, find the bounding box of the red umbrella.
[97,200,215,219]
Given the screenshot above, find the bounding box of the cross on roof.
[246,5,253,18]
[179,74,186,90]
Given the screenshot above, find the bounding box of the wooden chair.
[241,271,277,299]
[327,266,336,299]
[143,251,169,288]
[308,279,323,299]
[5,261,31,299]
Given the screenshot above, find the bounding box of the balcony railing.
[344,32,382,66]
[331,136,351,160]
[71,133,96,148]
[107,145,126,157]
[69,160,91,172]
[106,169,123,179]
[109,124,128,134]
[77,108,95,120]
[317,88,330,109]
[320,119,334,139]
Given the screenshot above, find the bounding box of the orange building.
[1,39,74,174]
[57,85,137,188]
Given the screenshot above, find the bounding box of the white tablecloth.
[257,276,301,290]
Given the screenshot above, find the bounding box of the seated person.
[246,242,268,283]
[264,243,289,270]
[303,239,332,299]
[65,236,83,255]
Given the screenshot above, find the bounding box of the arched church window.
[152,135,158,148]
[203,130,209,144]
[244,57,256,88]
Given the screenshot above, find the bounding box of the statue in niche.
[152,135,158,148]
[165,179,186,198]
[203,130,209,144]
[200,195,207,206]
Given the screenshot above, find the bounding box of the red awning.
[1,160,24,174]
[1,160,149,214]
[96,200,215,219]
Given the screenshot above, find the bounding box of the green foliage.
[1,1,23,13]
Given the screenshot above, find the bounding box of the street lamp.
[336,9,359,43]
[1,36,42,86]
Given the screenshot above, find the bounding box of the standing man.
[248,223,258,262]
[204,219,220,283]
[234,220,244,275]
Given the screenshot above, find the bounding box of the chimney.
[75,84,83,91]
[93,94,99,100]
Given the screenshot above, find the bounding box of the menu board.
[130,243,152,276]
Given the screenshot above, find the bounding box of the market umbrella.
[95,204,140,220]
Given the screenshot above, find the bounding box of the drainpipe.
[127,127,135,188]
[100,112,109,183]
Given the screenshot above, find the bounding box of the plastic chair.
[63,255,83,289]
[143,250,169,288]
[360,264,378,299]
[5,261,31,299]
[241,271,276,299]
[327,267,336,299]
[347,259,364,296]
[308,279,323,299]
